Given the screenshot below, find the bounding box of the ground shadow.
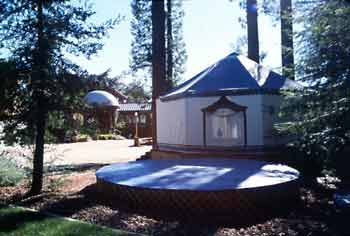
[46,163,107,175]
[0,208,55,232]
[36,187,99,217]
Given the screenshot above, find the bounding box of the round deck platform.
[96,159,300,222]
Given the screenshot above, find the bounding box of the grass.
[0,206,141,236]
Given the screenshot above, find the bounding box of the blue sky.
[71,0,282,83]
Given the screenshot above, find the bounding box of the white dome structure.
[84,90,120,107]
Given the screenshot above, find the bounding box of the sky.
[70,0,282,84]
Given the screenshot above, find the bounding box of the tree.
[280,0,295,80]
[166,0,173,90]
[130,0,187,91]
[151,0,166,150]
[0,0,119,194]
[278,0,350,177]
[259,0,295,79]
[232,0,295,78]
[122,80,151,103]
[0,60,20,121]
[247,0,260,63]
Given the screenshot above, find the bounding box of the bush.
[283,145,325,179]
[333,146,350,183]
[0,155,26,187]
[97,134,117,140]
[71,134,90,142]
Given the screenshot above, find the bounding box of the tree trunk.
[30,0,47,195]
[151,0,166,150]
[280,0,295,80]
[166,0,173,92]
[30,110,46,195]
[247,0,259,63]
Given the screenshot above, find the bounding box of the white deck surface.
[96,159,299,191]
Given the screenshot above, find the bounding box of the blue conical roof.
[161,53,302,101]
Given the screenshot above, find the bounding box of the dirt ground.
[3,139,151,166]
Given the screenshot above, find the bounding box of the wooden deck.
[96,158,300,223]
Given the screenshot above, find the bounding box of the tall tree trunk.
[30,0,47,195]
[151,0,166,150]
[247,0,259,63]
[166,0,173,92]
[31,110,46,194]
[280,0,295,80]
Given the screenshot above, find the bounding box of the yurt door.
[202,96,247,147]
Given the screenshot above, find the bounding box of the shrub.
[283,144,325,179]
[97,134,117,140]
[0,154,26,187]
[332,146,350,183]
[71,134,89,142]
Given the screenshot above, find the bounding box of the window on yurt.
[202,96,247,147]
[207,109,244,146]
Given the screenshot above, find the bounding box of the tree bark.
[166,0,173,92]
[247,0,259,63]
[280,0,295,80]
[30,0,47,195]
[151,0,166,150]
[30,110,46,195]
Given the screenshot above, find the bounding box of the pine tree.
[130,0,153,72]
[233,0,295,78]
[280,0,294,80]
[0,0,119,194]
[130,0,187,91]
[278,1,350,177]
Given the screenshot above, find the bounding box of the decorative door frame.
[201,96,247,147]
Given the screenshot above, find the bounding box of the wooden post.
[152,0,166,150]
[134,112,140,146]
[280,0,295,80]
[247,0,259,63]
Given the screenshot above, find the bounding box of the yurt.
[153,53,302,159]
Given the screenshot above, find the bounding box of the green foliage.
[333,147,350,182]
[281,143,327,178]
[0,0,120,193]
[97,134,118,140]
[278,1,350,178]
[130,0,187,89]
[121,79,151,102]
[0,0,120,142]
[0,154,26,187]
[0,206,138,236]
[73,134,90,142]
[79,117,99,140]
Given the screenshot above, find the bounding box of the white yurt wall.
[185,95,264,147]
[157,98,187,145]
[157,95,266,147]
[261,94,285,145]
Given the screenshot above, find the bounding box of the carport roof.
[119,103,151,112]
